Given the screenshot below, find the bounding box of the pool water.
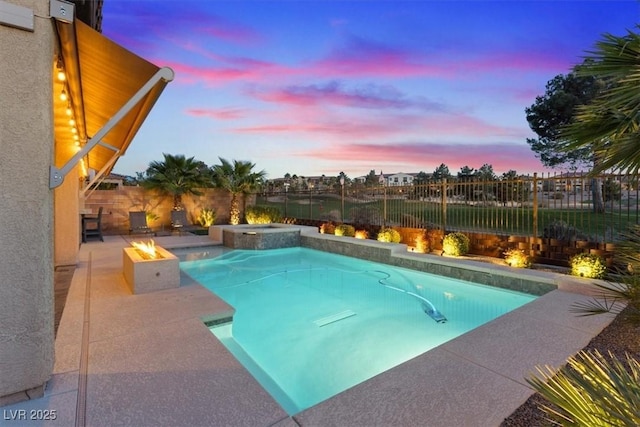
[179,247,536,415]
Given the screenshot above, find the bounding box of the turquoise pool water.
[179,247,536,415]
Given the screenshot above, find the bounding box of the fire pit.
[123,240,179,294]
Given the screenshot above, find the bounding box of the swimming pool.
[180,247,536,415]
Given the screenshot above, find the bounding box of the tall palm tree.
[211,158,266,225]
[141,153,212,210]
[562,28,640,174]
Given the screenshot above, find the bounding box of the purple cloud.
[249,81,446,111]
[310,34,444,78]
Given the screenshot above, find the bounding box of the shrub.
[551,192,564,200]
[334,224,355,237]
[603,177,621,202]
[145,211,159,225]
[197,208,216,227]
[570,253,607,279]
[245,205,282,224]
[354,230,369,239]
[442,232,470,256]
[320,209,341,222]
[377,228,401,243]
[414,231,429,253]
[504,248,532,268]
[543,220,590,242]
[320,222,336,235]
[349,206,383,225]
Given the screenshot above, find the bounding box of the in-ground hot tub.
[210,224,312,249]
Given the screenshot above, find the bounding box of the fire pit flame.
[131,239,158,259]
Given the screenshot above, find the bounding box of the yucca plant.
[245,205,281,224]
[197,208,216,227]
[528,350,640,426]
[504,248,532,268]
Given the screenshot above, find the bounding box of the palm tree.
[528,350,640,426]
[211,158,266,225]
[528,29,640,424]
[562,28,640,175]
[141,153,211,210]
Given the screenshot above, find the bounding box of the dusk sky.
[103,1,639,180]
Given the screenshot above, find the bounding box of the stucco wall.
[0,0,55,402]
[84,187,254,234]
[54,165,80,266]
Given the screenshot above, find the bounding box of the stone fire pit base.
[123,246,180,294]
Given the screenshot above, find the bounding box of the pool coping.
[2,232,616,426]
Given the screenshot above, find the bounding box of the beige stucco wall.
[84,187,254,234]
[0,0,55,402]
[54,165,80,266]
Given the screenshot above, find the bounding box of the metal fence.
[255,172,639,245]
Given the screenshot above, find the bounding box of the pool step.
[313,310,356,327]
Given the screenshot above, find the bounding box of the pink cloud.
[304,34,571,80]
[143,32,574,91]
[186,108,246,120]
[231,120,406,139]
[199,19,263,45]
[467,50,574,75]
[159,59,287,85]
[296,142,545,174]
[421,115,526,139]
[231,108,525,141]
[248,81,445,111]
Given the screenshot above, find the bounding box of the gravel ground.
[501,305,640,426]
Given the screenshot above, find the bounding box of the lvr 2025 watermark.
[3,409,57,421]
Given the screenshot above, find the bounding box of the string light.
[56,57,66,82]
[54,57,83,150]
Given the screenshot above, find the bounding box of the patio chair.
[129,211,153,235]
[171,209,197,234]
[82,207,104,243]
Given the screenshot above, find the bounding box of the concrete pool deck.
[3,234,615,426]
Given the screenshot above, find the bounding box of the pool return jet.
[374,271,448,323]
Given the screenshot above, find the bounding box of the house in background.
[0,0,172,405]
[382,172,417,187]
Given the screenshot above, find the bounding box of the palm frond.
[528,350,640,426]
[561,28,640,175]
